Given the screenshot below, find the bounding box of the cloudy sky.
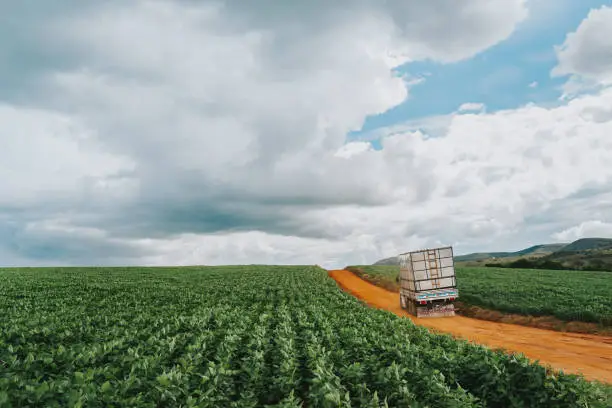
[2,0,612,268]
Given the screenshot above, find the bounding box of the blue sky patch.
[349,0,612,143]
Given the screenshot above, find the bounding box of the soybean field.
[0,266,610,407]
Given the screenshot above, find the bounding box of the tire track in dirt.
[328,269,612,384]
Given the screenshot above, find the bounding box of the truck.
[398,246,458,318]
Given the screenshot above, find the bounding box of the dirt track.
[328,269,612,384]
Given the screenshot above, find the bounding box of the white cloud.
[458,102,486,113]
[5,0,612,267]
[529,81,538,88]
[326,87,612,258]
[0,104,135,207]
[552,6,612,96]
[34,0,528,208]
[552,220,612,242]
[363,0,529,63]
[334,142,372,159]
[136,231,428,270]
[137,85,612,263]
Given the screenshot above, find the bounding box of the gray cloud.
[4,1,611,267]
[0,1,88,103]
[0,215,150,266]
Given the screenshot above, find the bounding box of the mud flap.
[399,295,406,309]
[417,302,455,318]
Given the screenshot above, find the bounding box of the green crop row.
[456,267,612,326]
[0,266,609,407]
[345,265,612,326]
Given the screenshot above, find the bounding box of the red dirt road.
[328,269,612,384]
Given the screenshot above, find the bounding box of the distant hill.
[453,252,514,262]
[453,243,568,262]
[373,256,399,266]
[556,238,612,252]
[513,243,569,256]
[371,238,612,271]
[534,238,612,271]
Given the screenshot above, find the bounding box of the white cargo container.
[398,246,458,318]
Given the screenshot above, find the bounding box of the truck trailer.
[398,246,458,318]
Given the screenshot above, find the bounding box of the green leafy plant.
[0,265,609,407]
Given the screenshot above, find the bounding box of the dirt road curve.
[328,269,612,384]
